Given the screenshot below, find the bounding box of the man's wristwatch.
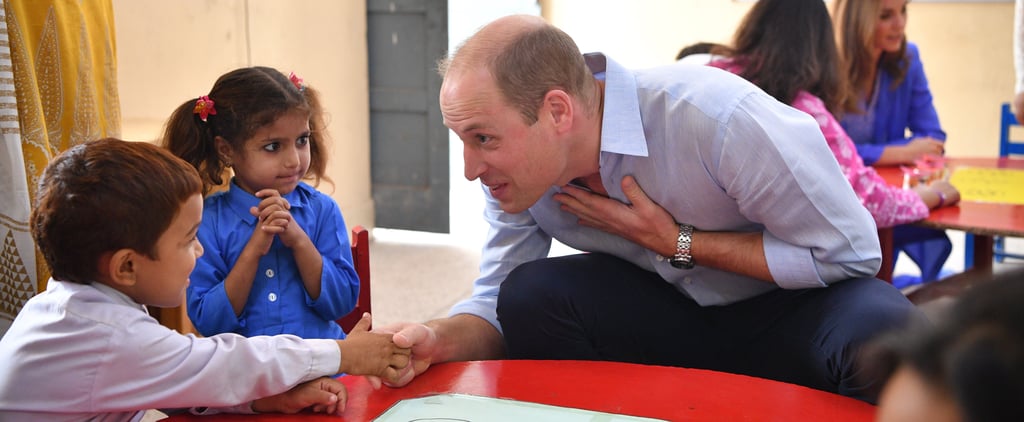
[669,223,695,269]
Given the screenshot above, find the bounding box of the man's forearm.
[427,314,506,362]
[690,231,773,283]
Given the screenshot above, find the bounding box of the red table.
[877,157,1024,302]
[166,360,874,421]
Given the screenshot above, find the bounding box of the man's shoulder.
[632,61,764,124]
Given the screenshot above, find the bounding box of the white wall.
[114,0,374,229]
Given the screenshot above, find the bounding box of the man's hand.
[554,175,679,257]
[364,321,439,388]
[251,377,346,415]
[337,313,411,383]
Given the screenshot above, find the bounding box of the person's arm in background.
[874,44,945,166]
[792,93,930,228]
[1014,0,1024,124]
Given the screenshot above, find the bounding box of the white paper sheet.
[374,393,667,422]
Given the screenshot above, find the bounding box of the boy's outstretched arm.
[251,377,346,415]
[336,313,411,383]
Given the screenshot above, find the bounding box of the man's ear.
[105,249,138,287]
[543,89,574,133]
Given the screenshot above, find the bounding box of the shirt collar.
[584,52,649,159]
[88,281,145,310]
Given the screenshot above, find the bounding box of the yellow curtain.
[0,0,120,336]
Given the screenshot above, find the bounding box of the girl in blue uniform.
[163,67,358,339]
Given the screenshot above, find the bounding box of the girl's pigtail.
[161,98,225,195]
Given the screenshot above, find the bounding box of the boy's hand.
[251,376,347,415]
[337,313,412,383]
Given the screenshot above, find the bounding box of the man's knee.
[851,277,923,326]
[822,278,926,401]
[501,258,561,303]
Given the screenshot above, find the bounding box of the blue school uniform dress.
[188,180,359,339]
[840,42,951,283]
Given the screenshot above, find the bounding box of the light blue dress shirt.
[188,180,358,339]
[450,53,882,334]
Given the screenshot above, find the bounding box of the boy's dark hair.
[30,138,203,284]
[161,66,330,195]
[862,268,1024,419]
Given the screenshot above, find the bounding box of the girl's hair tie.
[289,72,305,92]
[193,95,217,122]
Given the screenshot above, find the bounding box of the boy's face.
[130,193,204,307]
[876,365,960,422]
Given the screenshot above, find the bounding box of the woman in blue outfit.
[162,67,359,339]
[833,0,951,284]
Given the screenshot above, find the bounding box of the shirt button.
[683,277,693,285]
[268,292,278,302]
[265,269,275,278]
[655,255,665,262]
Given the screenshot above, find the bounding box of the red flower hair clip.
[193,95,216,122]
[289,71,305,92]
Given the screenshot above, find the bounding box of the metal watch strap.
[669,223,695,269]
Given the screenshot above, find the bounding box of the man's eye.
[476,134,491,144]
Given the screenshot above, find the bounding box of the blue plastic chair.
[963,103,1024,267]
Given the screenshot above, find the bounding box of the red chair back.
[336,226,371,333]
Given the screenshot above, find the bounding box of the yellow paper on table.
[949,167,1024,205]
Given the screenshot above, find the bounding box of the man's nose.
[463,147,485,181]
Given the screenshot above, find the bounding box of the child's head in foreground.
[869,268,1024,422]
[30,137,204,307]
[161,66,330,196]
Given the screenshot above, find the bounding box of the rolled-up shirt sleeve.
[720,92,882,287]
[448,184,552,334]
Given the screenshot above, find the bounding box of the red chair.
[337,225,372,333]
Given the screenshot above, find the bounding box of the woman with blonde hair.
[833,0,952,285]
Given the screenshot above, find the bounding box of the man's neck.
[571,173,608,197]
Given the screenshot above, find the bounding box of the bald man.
[377,15,922,403]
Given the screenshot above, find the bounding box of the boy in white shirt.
[0,138,409,421]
